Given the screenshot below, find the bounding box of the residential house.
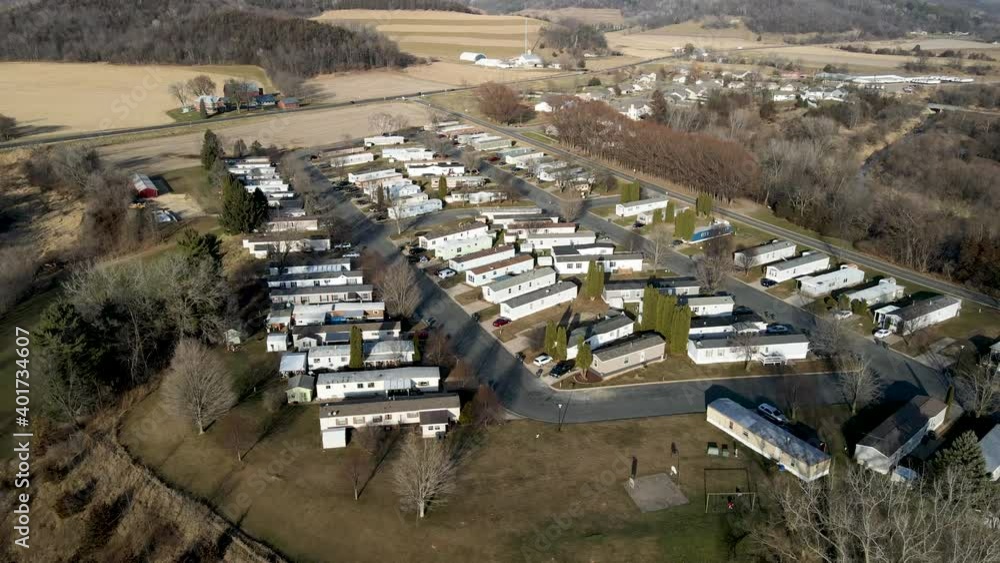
[602,278,700,309]
[266,270,364,289]
[270,284,374,306]
[264,216,320,233]
[285,374,316,404]
[278,352,308,378]
[382,147,435,162]
[291,321,402,350]
[388,197,444,219]
[348,169,404,190]
[566,314,635,360]
[552,248,644,276]
[489,214,558,228]
[267,308,293,332]
[687,333,810,365]
[616,197,670,218]
[764,252,831,283]
[798,265,865,298]
[269,258,351,276]
[506,222,578,240]
[843,278,905,307]
[855,396,948,474]
[307,339,415,372]
[364,135,405,147]
[479,207,543,221]
[445,190,503,205]
[499,281,578,321]
[315,366,440,401]
[482,267,557,304]
[591,333,666,376]
[448,245,516,273]
[289,302,386,326]
[242,234,331,259]
[707,398,831,482]
[330,152,375,167]
[689,312,767,337]
[439,124,477,137]
[267,333,289,353]
[445,175,488,188]
[520,231,597,251]
[681,295,736,317]
[733,240,797,268]
[874,296,961,336]
[418,223,490,252]
[318,394,461,448]
[979,425,1000,481]
[471,137,512,151]
[433,235,494,261]
[278,97,299,109]
[465,254,534,287]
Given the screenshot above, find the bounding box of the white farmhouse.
[616,197,670,218]
[798,264,865,298]
[733,240,797,268]
[500,281,578,321]
[764,252,831,283]
[315,366,440,401]
[482,267,557,304]
[687,333,810,365]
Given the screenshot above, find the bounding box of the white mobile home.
[798,265,865,298]
[382,147,435,162]
[364,135,405,147]
[448,244,516,273]
[348,169,404,189]
[269,258,352,276]
[471,137,512,151]
[418,223,490,251]
[590,333,665,376]
[278,352,308,378]
[733,240,797,268]
[243,235,331,259]
[434,236,494,261]
[602,278,700,309]
[490,214,559,228]
[566,314,635,360]
[270,284,374,306]
[369,181,422,201]
[615,197,669,218]
[553,250,644,276]
[874,296,961,336]
[405,162,465,177]
[266,333,288,352]
[316,366,440,401]
[520,231,597,251]
[465,254,534,287]
[507,222,579,239]
[687,333,810,365]
[707,398,831,482]
[764,252,831,283]
[499,281,578,321]
[843,278,905,307]
[482,267,557,304]
[307,339,415,372]
[267,270,364,289]
[319,394,460,448]
[388,198,444,219]
[855,396,947,474]
[330,152,375,167]
[264,217,320,233]
[681,295,735,317]
[479,207,543,221]
[292,321,402,350]
[445,190,503,205]
[445,175,488,188]
[689,313,767,337]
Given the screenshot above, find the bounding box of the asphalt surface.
[299,148,948,425]
[415,99,1000,312]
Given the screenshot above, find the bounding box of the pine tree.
[575,337,593,376]
[199,98,209,119]
[200,129,221,169]
[437,176,447,200]
[665,201,675,223]
[349,327,364,369]
[669,306,691,355]
[412,332,421,363]
[585,261,603,300]
[250,140,264,156]
[544,321,557,356]
[933,431,987,485]
[675,209,696,241]
[248,188,269,231]
[176,229,222,268]
[652,208,663,224]
[641,285,659,330]
[656,295,677,339]
[555,326,568,361]
[219,174,246,234]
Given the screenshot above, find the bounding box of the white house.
[552,249,643,276]
[315,366,440,401]
[291,321,402,350]
[681,295,735,317]
[406,162,465,177]
[507,222,578,240]
[348,169,404,190]
[602,278,700,309]
[489,214,558,228]
[798,265,866,298]
[874,296,961,336]
[687,333,810,365]
[388,198,444,219]
[419,223,490,251]
[566,314,634,360]
[978,425,1000,481]
[266,332,288,353]
[733,240,797,268]
[363,135,405,147]
[449,244,516,273]
[440,124,477,137]
[242,235,331,259]
[854,396,948,475]
[269,258,351,276]
[289,302,386,326]
[689,313,768,337]
[445,190,503,205]
[472,137,512,152]
[445,175,488,188]
[465,254,534,287]
[267,270,364,289]
[278,352,308,378]
[382,147,435,162]
[590,333,665,376]
[264,217,320,233]
[319,394,460,448]
[330,152,375,167]
[368,181,422,201]
[270,284,374,306]
[434,236,494,261]
[843,278,905,307]
[307,339,415,372]
[615,197,669,218]
[499,281,578,321]
[479,206,542,221]
[707,398,831,482]
[520,231,597,251]
[482,267,557,304]
[764,252,831,283]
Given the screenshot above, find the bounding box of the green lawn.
[165,107,210,123]
[748,211,853,251]
[157,166,221,214]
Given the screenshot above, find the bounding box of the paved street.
[301,149,948,425]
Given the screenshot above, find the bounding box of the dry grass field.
[607,21,782,57]
[0,62,267,138]
[313,9,545,59]
[515,7,625,26]
[99,101,429,172]
[848,37,1000,53]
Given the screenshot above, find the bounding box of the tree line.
[0,0,415,78]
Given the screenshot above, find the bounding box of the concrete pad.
[624,473,689,513]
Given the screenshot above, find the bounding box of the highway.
[415,98,1000,312]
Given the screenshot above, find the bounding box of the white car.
[436,268,457,279]
[757,403,788,425]
[833,310,852,320]
[874,328,892,339]
[532,354,552,367]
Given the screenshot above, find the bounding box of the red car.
[492,317,511,328]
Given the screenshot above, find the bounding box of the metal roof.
[857,396,947,456]
[593,333,664,361]
[320,393,460,419]
[709,398,830,466]
[503,280,576,309]
[485,267,556,293]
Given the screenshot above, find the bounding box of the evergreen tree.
[437,176,447,200]
[219,174,247,234]
[176,229,222,269]
[412,332,421,363]
[575,337,593,376]
[349,326,364,369]
[495,230,505,247]
[652,208,663,224]
[200,129,221,169]
[669,306,691,355]
[641,285,660,331]
[233,138,247,158]
[248,188,270,231]
[656,295,677,340]
[555,326,568,362]
[376,185,386,211]
[199,98,209,119]
[544,321,557,356]
[37,300,108,380]
[665,201,675,223]
[649,89,668,123]
[675,209,696,241]
[933,431,987,485]
[250,140,264,156]
[584,261,604,299]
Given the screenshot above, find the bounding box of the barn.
[131,173,158,199]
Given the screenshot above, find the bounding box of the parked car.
[833,310,852,320]
[533,354,553,367]
[766,324,790,334]
[492,317,511,328]
[873,328,892,339]
[550,362,573,376]
[437,268,457,279]
[760,278,777,288]
[757,403,788,425]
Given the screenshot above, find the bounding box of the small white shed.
[322,427,347,450]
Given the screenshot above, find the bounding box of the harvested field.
[850,38,1000,53]
[515,7,625,26]
[753,45,926,71]
[100,102,428,172]
[607,21,782,58]
[0,62,267,139]
[313,9,544,59]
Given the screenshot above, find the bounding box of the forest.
[0,0,415,77]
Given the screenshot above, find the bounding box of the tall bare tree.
[161,339,236,434]
[559,196,584,222]
[695,254,730,294]
[393,432,458,518]
[647,223,673,273]
[168,82,189,108]
[187,74,216,97]
[835,351,883,414]
[376,260,420,318]
[731,330,758,371]
[955,359,1000,418]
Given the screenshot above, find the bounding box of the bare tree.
[471,384,505,427]
[734,250,757,276]
[647,223,673,273]
[368,112,408,135]
[187,75,216,97]
[376,260,420,318]
[559,196,584,222]
[810,318,850,358]
[731,330,758,371]
[168,82,189,108]
[344,447,370,501]
[424,329,454,369]
[836,351,883,414]
[161,339,236,434]
[461,150,482,173]
[393,432,458,518]
[695,254,730,294]
[955,360,1000,418]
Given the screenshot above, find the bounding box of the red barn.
[131,173,159,198]
[278,97,300,110]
